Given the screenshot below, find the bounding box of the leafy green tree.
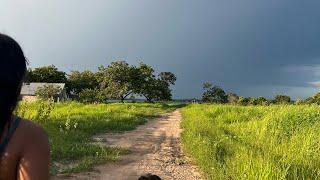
[247,97,256,105]
[305,92,320,104]
[203,82,213,89]
[227,93,239,104]
[274,95,291,104]
[159,72,177,85]
[132,63,155,96]
[96,61,136,102]
[202,82,227,103]
[24,68,34,83]
[237,96,249,106]
[35,84,61,100]
[295,98,304,105]
[27,65,67,83]
[255,97,269,106]
[135,63,176,102]
[67,71,99,95]
[78,89,104,104]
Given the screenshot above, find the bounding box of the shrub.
[305,92,320,105]
[202,82,228,103]
[227,93,239,104]
[35,84,61,100]
[274,95,291,104]
[237,96,249,106]
[255,97,269,106]
[78,89,105,104]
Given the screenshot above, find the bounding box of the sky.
[1,0,320,99]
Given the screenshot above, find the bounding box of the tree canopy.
[202,82,227,103]
[27,61,177,103]
[67,71,99,95]
[26,65,67,83]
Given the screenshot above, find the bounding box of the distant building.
[20,83,67,102]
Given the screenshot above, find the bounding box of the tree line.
[26,61,177,103]
[202,82,320,105]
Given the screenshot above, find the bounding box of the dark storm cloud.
[1,0,319,98]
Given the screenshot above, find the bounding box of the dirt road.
[56,110,202,180]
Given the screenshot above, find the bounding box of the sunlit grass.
[16,101,178,175]
[181,104,320,179]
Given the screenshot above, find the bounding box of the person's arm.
[17,123,50,180]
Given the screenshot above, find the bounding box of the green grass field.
[181,104,320,179]
[15,101,178,174]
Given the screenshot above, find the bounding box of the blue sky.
[1,0,319,99]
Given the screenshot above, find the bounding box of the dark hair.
[138,174,161,180]
[0,34,27,135]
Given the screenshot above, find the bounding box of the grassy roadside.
[16,101,180,175]
[181,104,320,179]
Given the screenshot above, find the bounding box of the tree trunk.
[120,96,125,103]
[145,97,154,103]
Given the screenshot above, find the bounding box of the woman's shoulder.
[16,119,49,150]
[18,119,48,137]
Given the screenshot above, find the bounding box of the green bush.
[78,89,105,104]
[274,95,291,104]
[305,92,320,105]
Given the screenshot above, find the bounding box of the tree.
[255,97,269,106]
[35,84,61,100]
[295,98,304,105]
[78,89,104,104]
[305,92,320,105]
[135,63,176,102]
[227,93,239,104]
[203,82,213,89]
[274,95,291,104]
[202,82,227,103]
[67,71,99,95]
[27,65,67,83]
[159,72,177,85]
[96,61,136,102]
[247,97,256,105]
[237,96,249,106]
[24,68,34,83]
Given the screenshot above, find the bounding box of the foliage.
[255,96,269,106]
[67,71,99,95]
[35,84,62,100]
[96,61,137,102]
[305,92,320,105]
[237,96,249,106]
[181,104,320,179]
[26,61,176,102]
[247,97,256,105]
[133,63,177,102]
[16,101,178,174]
[274,95,291,104]
[227,93,239,104]
[159,72,177,85]
[295,98,304,105]
[78,89,105,104]
[202,82,227,103]
[26,65,67,83]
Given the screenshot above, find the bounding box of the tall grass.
[15,101,177,174]
[181,104,320,179]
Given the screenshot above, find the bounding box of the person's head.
[0,33,27,132]
[138,174,161,180]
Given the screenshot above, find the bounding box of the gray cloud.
[1,0,319,99]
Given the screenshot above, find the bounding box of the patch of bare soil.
[54,110,202,180]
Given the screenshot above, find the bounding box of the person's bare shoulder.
[16,119,49,153]
[16,119,50,179]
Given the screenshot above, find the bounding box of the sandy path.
[55,110,202,180]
